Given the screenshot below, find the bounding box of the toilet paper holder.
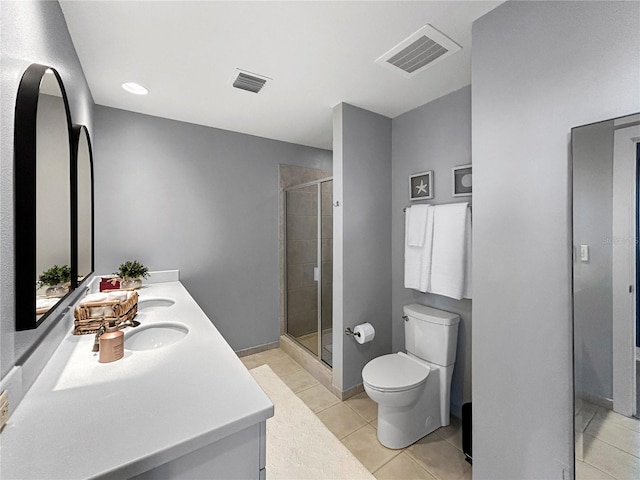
[344,327,361,338]
[346,323,376,344]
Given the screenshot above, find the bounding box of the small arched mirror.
[72,125,94,286]
[15,64,73,330]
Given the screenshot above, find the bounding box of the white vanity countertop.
[0,281,274,479]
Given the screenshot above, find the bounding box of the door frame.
[612,121,640,416]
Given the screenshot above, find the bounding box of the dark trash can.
[462,402,472,464]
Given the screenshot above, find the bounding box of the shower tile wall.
[287,185,319,341]
[279,165,331,336]
[279,164,331,190]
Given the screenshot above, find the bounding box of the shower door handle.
[314,267,319,282]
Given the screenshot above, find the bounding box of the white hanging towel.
[407,204,429,247]
[428,203,469,300]
[404,205,434,292]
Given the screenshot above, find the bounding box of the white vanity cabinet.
[0,279,273,480]
[132,422,267,480]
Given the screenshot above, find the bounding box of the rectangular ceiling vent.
[231,69,270,94]
[375,24,461,77]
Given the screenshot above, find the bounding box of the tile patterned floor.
[576,400,640,479]
[245,349,640,479]
[240,348,471,480]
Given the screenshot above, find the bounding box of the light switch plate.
[580,245,589,262]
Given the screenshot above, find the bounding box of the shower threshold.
[290,328,333,367]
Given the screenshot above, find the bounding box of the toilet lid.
[362,354,430,392]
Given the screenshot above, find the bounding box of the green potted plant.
[116,260,150,289]
[37,264,71,297]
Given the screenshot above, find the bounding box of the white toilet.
[362,304,460,449]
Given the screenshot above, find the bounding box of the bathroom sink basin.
[126,322,188,351]
[138,297,176,311]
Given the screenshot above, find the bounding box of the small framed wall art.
[452,164,472,197]
[409,171,433,201]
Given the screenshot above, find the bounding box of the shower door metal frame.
[284,177,333,365]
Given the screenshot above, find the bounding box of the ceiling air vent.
[231,69,270,94]
[375,24,461,77]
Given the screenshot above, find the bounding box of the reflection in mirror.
[572,113,640,477]
[15,65,73,330]
[73,125,94,285]
[37,71,71,302]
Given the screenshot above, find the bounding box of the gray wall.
[93,106,332,352]
[391,86,472,416]
[1,0,94,378]
[472,1,640,478]
[572,120,614,403]
[333,103,392,392]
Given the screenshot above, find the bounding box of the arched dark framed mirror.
[14,64,74,330]
[71,125,95,288]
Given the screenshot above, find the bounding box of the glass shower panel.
[320,180,333,366]
[285,185,319,356]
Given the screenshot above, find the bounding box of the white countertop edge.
[0,278,274,480]
[98,407,273,479]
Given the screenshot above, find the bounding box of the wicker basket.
[74,291,139,335]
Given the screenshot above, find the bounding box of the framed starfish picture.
[409,171,433,201]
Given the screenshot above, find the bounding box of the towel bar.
[403,204,471,212]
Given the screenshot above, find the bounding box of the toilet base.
[375,370,446,449]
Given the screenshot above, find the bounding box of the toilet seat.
[362,353,430,393]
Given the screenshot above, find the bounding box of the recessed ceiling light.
[121,82,148,95]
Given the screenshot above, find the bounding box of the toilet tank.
[403,304,460,366]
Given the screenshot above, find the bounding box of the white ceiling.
[60,1,501,150]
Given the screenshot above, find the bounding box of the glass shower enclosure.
[284,178,333,366]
